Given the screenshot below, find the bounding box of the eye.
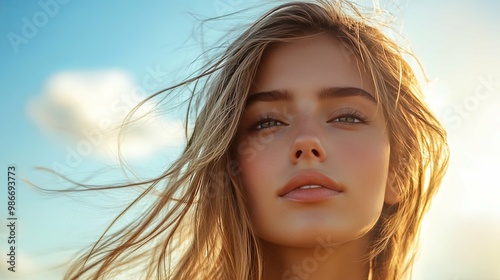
[333,116,363,123]
[251,114,287,131]
[329,108,368,124]
[255,119,285,130]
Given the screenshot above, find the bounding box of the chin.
[258,223,374,249]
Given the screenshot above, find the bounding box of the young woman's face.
[234,34,396,247]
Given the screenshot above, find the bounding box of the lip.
[278,170,343,197]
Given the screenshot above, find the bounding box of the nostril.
[312,149,319,157]
[295,150,302,158]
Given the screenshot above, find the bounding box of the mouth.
[298,185,323,189]
[279,170,343,202]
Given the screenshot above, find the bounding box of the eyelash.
[251,113,287,131]
[250,108,368,131]
[328,108,368,124]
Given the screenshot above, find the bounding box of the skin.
[234,34,398,279]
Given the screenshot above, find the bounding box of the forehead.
[251,33,375,97]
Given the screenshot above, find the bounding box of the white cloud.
[27,69,186,162]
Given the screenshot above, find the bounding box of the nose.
[289,133,327,164]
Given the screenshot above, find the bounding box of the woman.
[66,1,449,279]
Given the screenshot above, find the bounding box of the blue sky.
[1,0,500,279]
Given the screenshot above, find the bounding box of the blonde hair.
[66,1,449,279]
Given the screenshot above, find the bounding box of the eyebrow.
[319,87,376,102]
[246,87,376,107]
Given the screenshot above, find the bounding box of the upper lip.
[278,170,343,196]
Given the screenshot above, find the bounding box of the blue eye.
[332,116,363,123]
[255,118,285,130]
[329,108,368,124]
[250,113,287,131]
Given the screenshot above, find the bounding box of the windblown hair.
[66,1,449,279]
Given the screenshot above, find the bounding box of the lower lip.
[281,187,341,202]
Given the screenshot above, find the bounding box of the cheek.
[331,132,390,233]
[236,149,276,235]
[334,131,390,193]
[347,138,388,171]
[235,129,280,163]
[235,133,280,197]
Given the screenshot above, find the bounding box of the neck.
[260,234,372,280]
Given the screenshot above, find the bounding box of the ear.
[384,172,399,205]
